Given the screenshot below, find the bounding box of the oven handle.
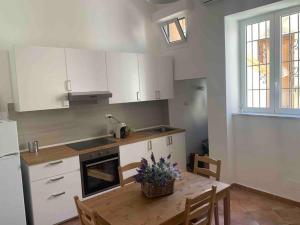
[86,157,119,168]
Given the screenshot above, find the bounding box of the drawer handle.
[47,160,63,166]
[48,176,64,183]
[50,191,66,198]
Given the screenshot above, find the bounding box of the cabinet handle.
[147,140,152,151]
[47,160,63,166]
[48,176,64,183]
[136,91,140,101]
[166,137,170,146]
[170,136,173,145]
[50,191,66,198]
[155,90,160,100]
[63,95,69,107]
[65,80,72,92]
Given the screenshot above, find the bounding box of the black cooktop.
[66,137,116,151]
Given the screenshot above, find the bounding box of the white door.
[12,46,69,111]
[150,136,170,161]
[169,132,187,171]
[137,54,158,101]
[65,48,108,92]
[157,56,174,100]
[0,155,26,225]
[119,141,148,179]
[106,52,140,104]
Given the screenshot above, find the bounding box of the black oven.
[79,147,120,197]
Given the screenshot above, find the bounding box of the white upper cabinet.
[137,54,158,101]
[138,54,174,101]
[65,48,108,92]
[157,56,174,100]
[106,52,140,104]
[10,46,69,112]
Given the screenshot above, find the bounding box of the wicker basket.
[141,180,175,198]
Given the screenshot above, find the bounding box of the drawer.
[29,156,79,181]
[31,170,82,225]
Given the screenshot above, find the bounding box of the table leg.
[223,190,231,225]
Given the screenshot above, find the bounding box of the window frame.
[240,6,300,115]
[160,17,187,46]
[240,13,275,114]
[274,6,300,115]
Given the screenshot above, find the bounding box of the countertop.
[21,128,185,166]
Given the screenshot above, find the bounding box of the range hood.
[68,91,112,102]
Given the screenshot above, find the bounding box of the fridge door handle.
[0,152,19,159]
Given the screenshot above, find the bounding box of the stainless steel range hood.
[68,91,112,102]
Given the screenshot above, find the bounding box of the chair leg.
[214,203,219,225]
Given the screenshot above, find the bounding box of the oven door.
[81,153,120,197]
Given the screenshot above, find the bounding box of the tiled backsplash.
[8,100,169,150]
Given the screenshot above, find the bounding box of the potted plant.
[134,152,181,198]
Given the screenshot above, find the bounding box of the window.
[161,17,187,45]
[240,7,300,115]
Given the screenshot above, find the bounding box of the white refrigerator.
[0,120,27,225]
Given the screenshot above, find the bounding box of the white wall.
[225,0,300,201]
[233,115,300,201]
[155,0,300,201]
[0,0,159,117]
[168,78,208,159]
[156,0,230,181]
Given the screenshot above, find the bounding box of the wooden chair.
[184,186,217,225]
[74,196,109,225]
[193,155,221,225]
[118,162,141,187]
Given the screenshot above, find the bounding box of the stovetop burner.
[66,137,116,151]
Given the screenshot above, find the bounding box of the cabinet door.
[157,56,174,100]
[65,48,108,92]
[12,46,69,112]
[106,52,140,104]
[31,170,81,225]
[150,136,170,161]
[169,132,186,171]
[137,54,158,101]
[119,141,148,179]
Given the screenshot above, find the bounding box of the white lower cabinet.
[31,171,81,225]
[119,132,186,173]
[22,156,81,225]
[168,132,187,170]
[150,136,170,160]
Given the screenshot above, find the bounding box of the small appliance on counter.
[28,140,39,154]
[105,114,127,139]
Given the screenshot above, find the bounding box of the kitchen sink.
[136,126,176,134]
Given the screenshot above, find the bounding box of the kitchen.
[0,0,200,224]
[1,0,300,225]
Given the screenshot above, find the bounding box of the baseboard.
[231,183,300,208]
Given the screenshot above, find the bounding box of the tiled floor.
[62,187,300,225]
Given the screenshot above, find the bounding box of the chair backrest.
[193,155,221,181]
[184,186,217,225]
[118,162,141,187]
[74,196,109,225]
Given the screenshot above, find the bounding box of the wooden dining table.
[83,171,231,225]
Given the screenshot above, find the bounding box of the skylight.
[161,17,187,46]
